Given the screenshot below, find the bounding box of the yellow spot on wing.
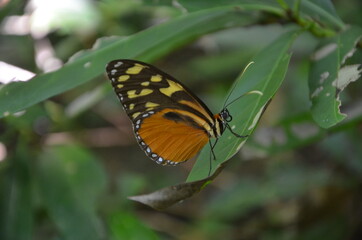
[145,102,160,108]
[129,103,135,110]
[126,63,146,74]
[127,89,153,98]
[141,81,150,86]
[150,74,162,82]
[160,79,184,97]
[117,84,123,88]
[132,112,141,119]
[118,75,130,82]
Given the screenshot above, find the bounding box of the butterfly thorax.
[212,108,233,138]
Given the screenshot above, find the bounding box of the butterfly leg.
[207,139,219,176]
[209,139,218,160]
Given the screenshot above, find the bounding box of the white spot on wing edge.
[156,157,164,164]
[114,61,123,68]
[248,103,267,131]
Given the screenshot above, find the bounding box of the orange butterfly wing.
[138,109,209,165]
[106,59,216,165]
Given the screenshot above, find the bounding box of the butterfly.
[106,59,246,166]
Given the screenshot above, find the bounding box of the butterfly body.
[106,59,231,165]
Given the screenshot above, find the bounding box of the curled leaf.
[128,164,225,210]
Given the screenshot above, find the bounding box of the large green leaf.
[174,0,282,15]
[129,29,300,209]
[187,29,299,182]
[38,145,106,240]
[309,26,362,128]
[0,6,265,118]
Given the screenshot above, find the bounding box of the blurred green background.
[0,0,361,239]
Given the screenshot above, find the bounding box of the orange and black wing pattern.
[106,59,219,165]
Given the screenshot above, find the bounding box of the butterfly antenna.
[222,61,255,109]
[224,90,263,109]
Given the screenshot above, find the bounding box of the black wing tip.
[106,59,123,71]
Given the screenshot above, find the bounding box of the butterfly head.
[220,108,232,123]
[216,108,248,139]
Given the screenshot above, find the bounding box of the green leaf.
[292,0,345,30]
[0,144,34,240]
[143,0,280,11]
[309,26,362,129]
[0,6,260,118]
[187,29,300,182]
[129,29,300,209]
[174,0,282,14]
[129,165,224,209]
[38,145,106,240]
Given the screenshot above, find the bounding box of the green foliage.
[0,6,258,117]
[38,145,106,240]
[188,29,297,181]
[309,26,362,128]
[0,0,361,239]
